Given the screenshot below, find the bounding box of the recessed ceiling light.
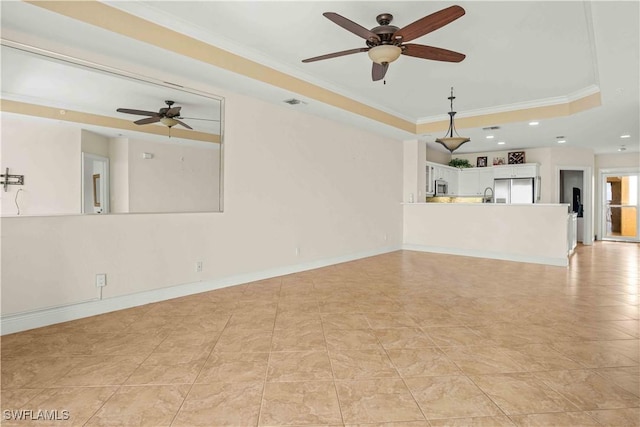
[557,140,566,144]
[529,121,539,126]
[620,134,631,139]
[486,135,494,139]
[497,141,506,145]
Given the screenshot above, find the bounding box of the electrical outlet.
[196,261,203,272]
[295,247,300,256]
[96,273,107,287]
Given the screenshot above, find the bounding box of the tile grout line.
[255,277,283,427]
[167,305,230,427]
[317,281,347,427]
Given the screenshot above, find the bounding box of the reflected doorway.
[82,153,110,214]
[602,172,638,242]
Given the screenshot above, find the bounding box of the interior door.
[603,173,638,241]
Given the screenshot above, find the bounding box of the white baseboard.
[1,245,401,335]
[402,244,568,267]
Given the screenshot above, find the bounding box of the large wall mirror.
[1,41,224,216]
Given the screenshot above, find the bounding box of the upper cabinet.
[425,162,460,195]
[425,162,540,197]
[492,164,539,179]
[459,168,494,196]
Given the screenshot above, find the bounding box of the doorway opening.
[82,153,110,214]
[602,171,639,242]
[558,166,592,245]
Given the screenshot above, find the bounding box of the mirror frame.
[1,39,225,215]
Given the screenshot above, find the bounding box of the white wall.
[127,138,220,213]
[425,144,451,164]
[403,140,420,203]
[596,152,640,169]
[109,137,130,214]
[0,114,81,216]
[81,129,109,157]
[1,91,403,317]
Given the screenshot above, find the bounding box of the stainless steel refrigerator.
[494,178,536,204]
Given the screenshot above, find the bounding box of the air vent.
[283,98,304,105]
[482,126,500,130]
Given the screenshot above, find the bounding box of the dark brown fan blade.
[402,44,466,62]
[394,5,465,42]
[323,12,380,42]
[175,119,193,130]
[179,117,221,122]
[302,47,369,63]
[133,117,161,125]
[372,62,389,81]
[117,108,160,117]
[166,106,181,117]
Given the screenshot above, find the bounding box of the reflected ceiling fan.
[302,5,467,81]
[117,100,197,129]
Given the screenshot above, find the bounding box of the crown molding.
[417,85,601,125]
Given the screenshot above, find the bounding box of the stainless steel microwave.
[435,179,448,196]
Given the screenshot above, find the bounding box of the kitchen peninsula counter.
[403,202,573,266]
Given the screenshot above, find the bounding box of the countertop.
[404,202,572,208]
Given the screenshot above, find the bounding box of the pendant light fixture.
[435,87,470,153]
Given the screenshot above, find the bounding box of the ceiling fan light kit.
[160,117,179,128]
[302,6,466,81]
[435,87,470,153]
[367,45,402,64]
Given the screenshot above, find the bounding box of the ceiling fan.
[117,100,194,129]
[302,5,467,81]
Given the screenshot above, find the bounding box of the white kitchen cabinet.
[425,163,434,195]
[458,169,478,195]
[493,163,538,179]
[445,168,459,195]
[429,163,446,180]
[426,162,459,195]
[458,168,494,195]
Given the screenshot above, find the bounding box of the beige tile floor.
[1,242,639,426]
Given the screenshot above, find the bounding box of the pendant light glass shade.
[435,87,470,153]
[435,136,470,152]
